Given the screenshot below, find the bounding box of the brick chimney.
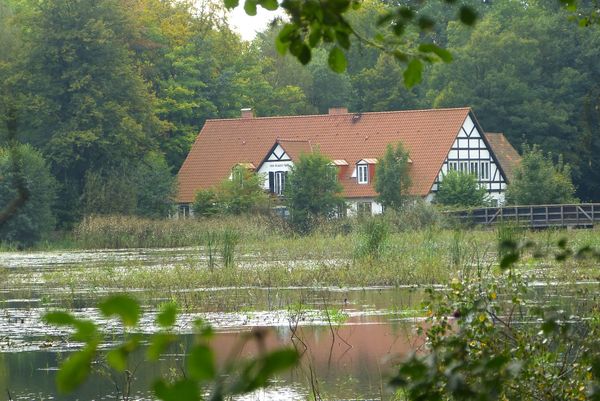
[328,107,348,115]
[241,108,253,118]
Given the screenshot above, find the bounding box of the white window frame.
[470,162,478,176]
[480,161,490,180]
[357,164,369,184]
[274,171,286,195]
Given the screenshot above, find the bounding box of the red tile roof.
[177,108,472,203]
[484,133,521,182]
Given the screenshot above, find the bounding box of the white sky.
[227,6,284,41]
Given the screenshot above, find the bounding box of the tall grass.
[221,228,240,269]
[73,214,286,249]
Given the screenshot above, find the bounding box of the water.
[0,248,597,400]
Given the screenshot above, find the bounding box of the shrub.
[375,142,412,211]
[0,144,57,246]
[285,150,344,233]
[506,144,577,205]
[193,189,219,217]
[435,170,489,208]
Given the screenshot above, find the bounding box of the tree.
[19,0,162,224]
[375,143,412,211]
[285,151,344,232]
[435,170,488,208]
[218,165,270,215]
[0,144,56,246]
[506,145,577,205]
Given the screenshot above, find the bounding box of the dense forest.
[0,0,599,229]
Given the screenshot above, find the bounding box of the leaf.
[459,6,477,26]
[541,318,559,335]
[223,0,239,9]
[56,346,95,393]
[261,348,300,375]
[328,46,347,73]
[500,253,519,270]
[72,320,99,342]
[259,0,278,11]
[403,59,423,88]
[298,44,312,65]
[153,379,199,401]
[106,338,139,371]
[147,333,176,360]
[244,0,257,16]
[157,302,178,328]
[187,344,216,381]
[418,44,453,63]
[43,311,76,326]
[99,295,141,327]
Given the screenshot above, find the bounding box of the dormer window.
[354,159,377,184]
[357,164,369,184]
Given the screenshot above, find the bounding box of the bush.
[375,142,412,211]
[506,144,577,205]
[435,170,489,208]
[285,150,344,233]
[82,153,176,218]
[385,200,443,232]
[193,189,219,217]
[0,144,57,246]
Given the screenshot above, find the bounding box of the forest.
[0,0,599,230]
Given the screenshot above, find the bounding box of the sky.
[227,6,285,41]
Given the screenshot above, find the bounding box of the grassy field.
[29,214,600,294]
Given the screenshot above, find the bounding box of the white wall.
[347,198,384,216]
[257,161,293,190]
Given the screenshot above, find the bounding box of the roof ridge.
[204,107,472,123]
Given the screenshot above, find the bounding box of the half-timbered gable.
[431,114,509,204]
[177,107,521,215]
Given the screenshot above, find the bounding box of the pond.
[0,248,597,400]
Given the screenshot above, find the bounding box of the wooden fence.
[448,203,600,228]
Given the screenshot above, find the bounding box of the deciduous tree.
[435,170,488,208]
[375,143,412,211]
[285,151,344,232]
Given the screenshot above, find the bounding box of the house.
[176,107,521,216]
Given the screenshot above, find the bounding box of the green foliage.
[218,166,270,215]
[44,295,299,400]
[18,0,162,224]
[506,145,577,205]
[435,170,489,208]
[375,142,412,211]
[354,216,389,260]
[193,189,219,217]
[221,227,240,269]
[391,239,600,401]
[82,153,176,218]
[284,150,344,233]
[193,166,270,217]
[0,144,56,246]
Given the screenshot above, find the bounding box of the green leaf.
[459,6,477,26]
[99,295,141,327]
[403,59,423,88]
[328,46,347,73]
[224,0,239,9]
[244,0,257,16]
[106,338,139,371]
[187,344,216,381]
[153,379,199,401]
[541,318,559,335]
[418,44,453,63]
[298,44,312,65]
[500,253,519,270]
[72,320,99,342]
[259,0,278,11]
[43,311,75,326]
[157,302,178,328]
[147,333,176,360]
[261,348,300,374]
[56,346,95,393]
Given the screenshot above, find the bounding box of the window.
[470,162,478,176]
[480,161,490,180]
[269,171,286,195]
[449,161,458,171]
[459,161,468,172]
[178,204,190,218]
[357,202,372,215]
[357,164,369,184]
